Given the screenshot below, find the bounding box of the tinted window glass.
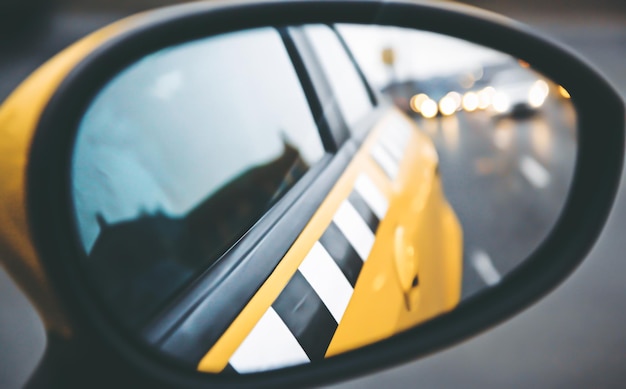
[72,27,325,326]
[303,25,373,130]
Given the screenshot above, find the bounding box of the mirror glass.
[70,24,576,374]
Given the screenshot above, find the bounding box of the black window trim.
[330,23,379,107]
[284,26,352,150]
[278,27,342,153]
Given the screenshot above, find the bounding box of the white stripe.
[387,116,412,141]
[229,308,309,373]
[519,156,550,188]
[354,174,388,220]
[333,200,375,261]
[471,249,501,286]
[389,126,410,145]
[299,242,353,323]
[371,144,399,179]
[379,135,404,162]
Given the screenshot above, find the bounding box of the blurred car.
[489,67,550,118]
[384,78,464,119]
[0,21,463,376]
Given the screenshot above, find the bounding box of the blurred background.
[0,0,624,388]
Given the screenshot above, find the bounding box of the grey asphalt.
[428,99,577,298]
[0,8,625,389]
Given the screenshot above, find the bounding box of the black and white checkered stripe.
[228,124,411,373]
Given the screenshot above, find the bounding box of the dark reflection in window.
[86,142,308,328]
[72,28,324,329]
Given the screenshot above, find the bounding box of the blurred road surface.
[422,99,577,297]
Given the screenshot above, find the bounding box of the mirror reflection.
[71,24,576,374]
[339,25,576,298]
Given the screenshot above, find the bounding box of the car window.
[302,25,373,131]
[71,27,325,325]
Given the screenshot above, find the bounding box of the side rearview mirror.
[0,1,623,388]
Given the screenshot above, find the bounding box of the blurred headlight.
[528,79,549,108]
[421,98,438,118]
[447,91,462,108]
[478,86,495,110]
[439,93,459,116]
[462,91,479,112]
[410,93,429,113]
[492,91,510,113]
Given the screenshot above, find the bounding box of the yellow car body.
[0,14,462,374]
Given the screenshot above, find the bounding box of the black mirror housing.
[0,1,621,388]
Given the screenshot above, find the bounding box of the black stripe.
[318,222,362,287]
[348,190,380,232]
[222,364,238,374]
[272,271,337,361]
